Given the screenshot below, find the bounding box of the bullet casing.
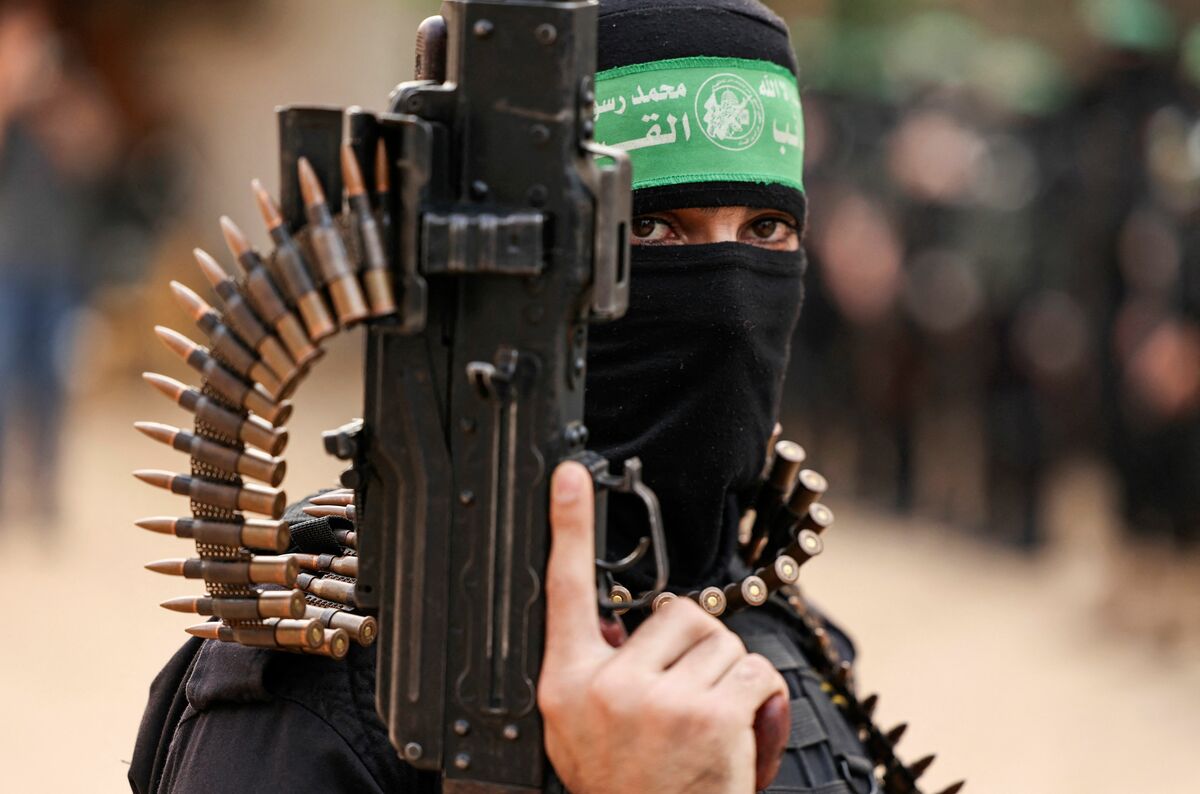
[608,584,632,616]
[166,516,289,551]
[785,529,824,564]
[165,472,284,518]
[301,627,351,659]
[304,605,378,646]
[787,469,828,515]
[171,337,290,426]
[292,552,359,577]
[304,208,369,325]
[191,307,284,398]
[348,192,396,316]
[651,591,678,612]
[268,229,336,341]
[799,503,834,535]
[764,469,830,560]
[180,591,305,620]
[724,575,768,609]
[757,554,801,590]
[237,250,321,366]
[745,440,808,562]
[174,385,288,455]
[173,555,298,585]
[203,266,300,387]
[180,431,285,487]
[297,572,357,607]
[693,586,727,617]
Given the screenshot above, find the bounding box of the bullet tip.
[340,144,365,197]
[160,597,196,613]
[185,623,221,640]
[145,558,184,575]
[135,517,173,534]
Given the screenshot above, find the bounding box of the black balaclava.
[587,0,808,591]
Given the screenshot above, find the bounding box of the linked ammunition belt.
[135,145,394,659]
[603,434,963,794]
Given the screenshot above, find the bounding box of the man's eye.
[745,216,796,245]
[631,217,671,241]
[750,219,782,239]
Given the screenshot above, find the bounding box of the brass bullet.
[909,754,936,778]
[154,326,291,425]
[786,469,827,516]
[290,552,359,578]
[799,503,834,535]
[333,529,357,549]
[767,440,806,492]
[135,516,290,552]
[162,590,306,620]
[146,555,299,586]
[724,575,768,610]
[170,280,284,398]
[744,439,808,564]
[608,584,632,616]
[308,491,354,507]
[251,179,336,342]
[304,605,378,646]
[302,504,355,522]
[133,468,286,518]
[885,723,907,745]
[298,157,368,326]
[784,528,824,564]
[342,143,395,317]
[650,591,677,612]
[301,627,351,659]
[135,421,286,486]
[142,372,288,455]
[756,554,800,590]
[192,249,301,394]
[219,216,321,367]
[296,572,357,607]
[690,586,727,617]
[192,618,323,650]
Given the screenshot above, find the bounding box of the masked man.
[130,2,884,792]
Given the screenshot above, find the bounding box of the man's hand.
[539,461,789,794]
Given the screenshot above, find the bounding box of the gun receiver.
[325,1,653,790]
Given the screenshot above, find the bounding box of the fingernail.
[552,462,584,505]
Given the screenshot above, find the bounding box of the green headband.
[594,56,805,193]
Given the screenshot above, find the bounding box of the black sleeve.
[129,637,204,794]
[157,699,388,794]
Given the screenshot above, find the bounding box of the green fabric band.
[594,56,805,193]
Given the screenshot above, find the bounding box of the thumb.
[544,461,606,666]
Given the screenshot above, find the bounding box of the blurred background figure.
[0,1,182,522]
[3,1,1198,791]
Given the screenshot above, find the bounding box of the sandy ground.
[1,338,1197,793]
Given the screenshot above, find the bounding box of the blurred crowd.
[783,0,1200,551]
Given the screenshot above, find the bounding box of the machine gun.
[137,1,667,790]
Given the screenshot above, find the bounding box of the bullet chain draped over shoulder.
[606,427,962,794]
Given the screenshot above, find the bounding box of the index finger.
[544,461,606,665]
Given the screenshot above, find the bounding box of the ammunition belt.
[606,436,963,794]
[136,146,395,658]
